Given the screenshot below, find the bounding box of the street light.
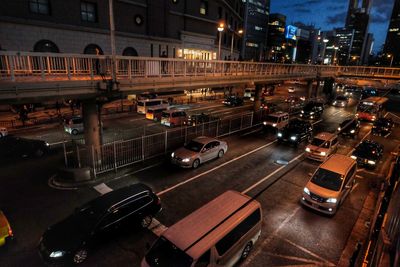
[388,54,394,67]
[333,46,339,65]
[321,38,329,63]
[217,23,224,60]
[230,29,243,58]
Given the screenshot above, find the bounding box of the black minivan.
[39,183,161,265]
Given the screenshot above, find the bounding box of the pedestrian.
[19,105,28,126]
[161,51,168,74]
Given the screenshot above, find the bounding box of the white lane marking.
[129,117,146,122]
[157,140,277,196]
[190,104,224,111]
[260,252,324,265]
[331,110,341,116]
[93,183,113,195]
[241,153,304,194]
[93,183,169,237]
[243,206,301,265]
[282,238,336,266]
[148,218,168,236]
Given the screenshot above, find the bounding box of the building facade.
[334,28,355,65]
[384,0,400,66]
[241,0,270,61]
[0,0,244,60]
[266,13,285,62]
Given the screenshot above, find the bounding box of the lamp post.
[230,29,243,57]
[388,54,394,67]
[321,38,329,64]
[217,23,224,60]
[333,46,339,65]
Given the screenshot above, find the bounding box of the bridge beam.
[82,99,102,158]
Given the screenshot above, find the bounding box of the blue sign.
[285,25,298,40]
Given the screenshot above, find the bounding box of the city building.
[384,0,400,66]
[292,23,319,64]
[0,0,244,60]
[266,13,286,62]
[334,28,355,65]
[241,0,270,61]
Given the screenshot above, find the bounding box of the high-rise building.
[241,0,270,61]
[0,0,243,60]
[334,28,355,65]
[384,0,400,66]
[266,13,286,62]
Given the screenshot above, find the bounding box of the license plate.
[312,203,319,208]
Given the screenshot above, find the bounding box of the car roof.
[269,111,288,117]
[320,154,355,175]
[83,183,152,212]
[314,132,336,141]
[162,191,259,259]
[192,136,217,144]
[359,139,381,148]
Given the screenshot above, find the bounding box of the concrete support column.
[315,79,321,98]
[253,84,262,111]
[82,99,102,155]
[307,80,314,99]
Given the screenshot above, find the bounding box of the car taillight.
[8,228,13,237]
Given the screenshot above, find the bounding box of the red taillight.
[8,228,13,237]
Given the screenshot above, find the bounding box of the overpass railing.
[1,51,399,83]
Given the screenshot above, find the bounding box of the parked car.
[64,116,84,135]
[301,154,357,215]
[0,127,8,138]
[186,113,219,126]
[39,183,161,265]
[0,210,13,247]
[171,136,228,168]
[263,111,289,131]
[372,117,394,136]
[161,109,187,127]
[332,95,349,107]
[277,119,313,146]
[0,135,49,159]
[222,96,244,107]
[305,132,339,162]
[351,140,383,169]
[338,118,360,138]
[299,101,324,120]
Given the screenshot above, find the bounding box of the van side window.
[344,164,356,186]
[332,138,338,146]
[194,250,210,267]
[215,209,261,255]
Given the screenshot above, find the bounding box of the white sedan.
[171,136,228,168]
[0,127,8,138]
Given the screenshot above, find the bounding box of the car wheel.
[72,129,79,135]
[218,149,224,158]
[192,159,200,169]
[73,248,88,264]
[241,242,253,260]
[34,148,45,158]
[141,215,153,228]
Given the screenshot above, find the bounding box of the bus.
[136,99,169,114]
[356,96,388,122]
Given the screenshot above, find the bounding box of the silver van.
[64,116,84,135]
[142,190,262,267]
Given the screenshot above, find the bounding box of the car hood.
[173,147,196,159]
[306,144,328,153]
[306,181,340,199]
[42,216,90,252]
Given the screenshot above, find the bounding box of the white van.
[305,132,339,162]
[137,99,169,114]
[244,88,256,101]
[142,191,262,267]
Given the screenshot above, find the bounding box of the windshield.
[265,115,278,123]
[303,104,315,111]
[355,143,379,159]
[311,138,329,147]
[311,168,343,191]
[184,140,204,152]
[357,104,377,114]
[137,102,144,106]
[161,112,170,118]
[145,237,193,267]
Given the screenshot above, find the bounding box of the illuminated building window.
[389,28,399,32]
[246,42,259,47]
[29,0,50,15]
[81,1,97,22]
[200,1,208,15]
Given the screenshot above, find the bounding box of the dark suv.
[372,118,394,137]
[338,118,360,138]
[300,102,324,120]
[222,96,244,107]
[186,113,218,126]
[277,119,313,146]
[39,183,161,265]
[351,140,383,169]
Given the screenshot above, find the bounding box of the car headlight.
[367,160,376,165]
[290,136,297,141]
[263,121,267,125]
[171,152,175,158]
[351,155,357,160]
[326,198,337,203]
[355,113,359,117]
[45,142,50,146]
[333,101,337,105]
[303,187,310,195]
[49,251,66,258]
[310,112,314,115]
[337,127,341,131]
[301,110,304,113]
[272,123,277,127]
[277,132,283,137]
[305,147,311,152]
[350,129,355,133]
[182,158,190,163]
[320,151,326,156]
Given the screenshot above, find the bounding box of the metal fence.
[64,110,264,177]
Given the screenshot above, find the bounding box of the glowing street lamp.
[230,29,243,58]
[217,23,224,60]
[388,54,394,67]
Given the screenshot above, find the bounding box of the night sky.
[271,0,395,53]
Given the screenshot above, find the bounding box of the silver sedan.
[171,136,228,168]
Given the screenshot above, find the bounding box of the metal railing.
[2,51,399,83]
[64,110,265,177]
